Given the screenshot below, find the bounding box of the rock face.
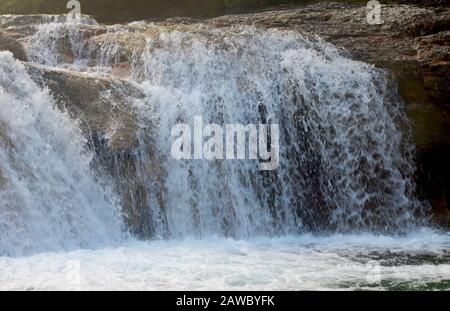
[209,2,450,225]
[4,5,447,104]
[0,170,5,189]
[26,64,141,150]
[0,31,26,61]
[211,3,450,106]
[0,120,15,190]
[25,64,165,238]
[0,2,448,230]
[0,122,8,189]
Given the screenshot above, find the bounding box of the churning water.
[1,231,449,290]
[0,16,448,290]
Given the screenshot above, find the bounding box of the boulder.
[26,64,165,238]
[0,31,26,61]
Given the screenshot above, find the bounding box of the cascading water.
[0,14,448,291]
[26,15,98,67]
[132,27,422,236]
[2,16,425,245]
[0,51,125,257]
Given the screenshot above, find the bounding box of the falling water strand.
[0,52,125,257]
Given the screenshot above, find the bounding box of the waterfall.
[25,15,98,67]
[130,26,422,236]
[0,16,426,256]
[0,51,125,257]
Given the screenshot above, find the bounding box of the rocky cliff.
[209,2,450,225]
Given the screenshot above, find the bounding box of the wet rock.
[25,64,165,238]
[210,3,450,105]
[0,14,96,28]
[207,3,450,225]
[0,31,26,61]
[26,63,141,150]
[0,168,6,191]
[0,121,13,189]
[87,30,146,67]
[2,7,449,103]
[0,15,53,28]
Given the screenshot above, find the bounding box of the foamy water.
[1,230,449,291]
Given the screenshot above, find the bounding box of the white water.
[132,27,421,236]
[1,230,449,290]
[0,16,448,290]
[0,52,125,257]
